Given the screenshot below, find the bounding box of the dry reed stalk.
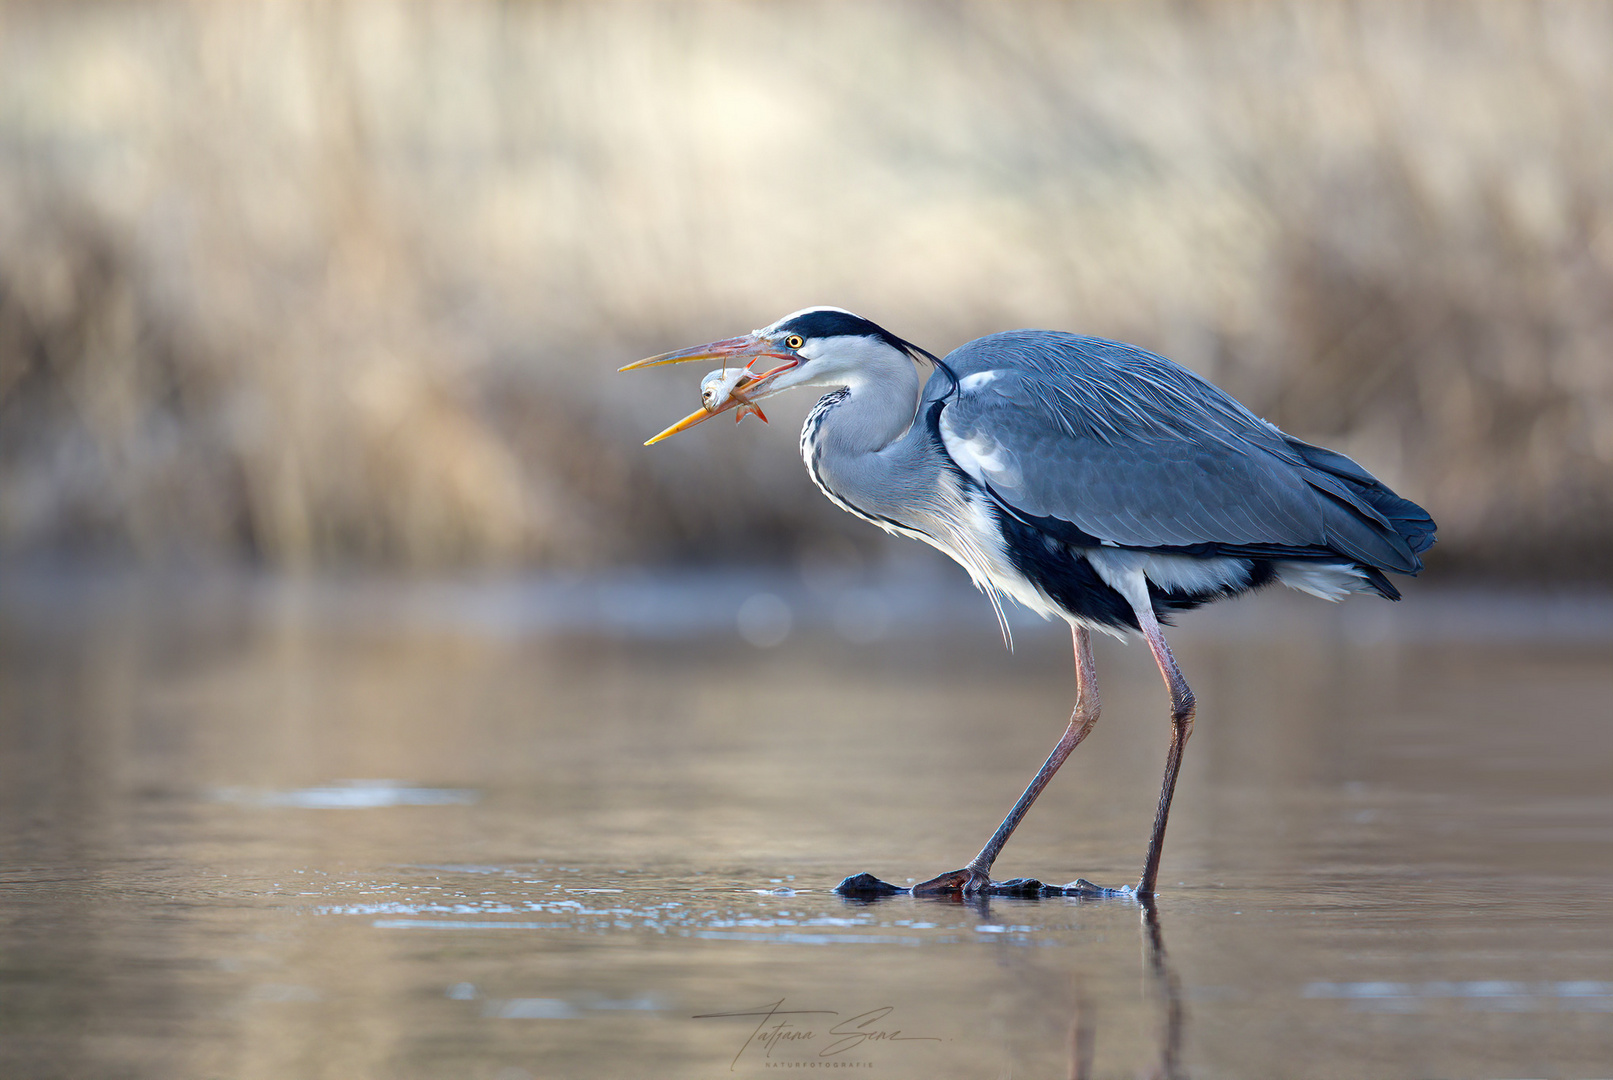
[0,2,1608,574]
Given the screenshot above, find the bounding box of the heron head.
[620,307,930,444]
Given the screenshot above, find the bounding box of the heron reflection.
[845,888,1186,1079]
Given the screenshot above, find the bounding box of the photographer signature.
[693,997,942,1070]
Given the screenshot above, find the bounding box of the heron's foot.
[910,871,1127,898]
[832,870,1137,900]
[980,877,1049,897]
[911,866,994,897]
[1045,877,1135,899]
[833,872,908,898]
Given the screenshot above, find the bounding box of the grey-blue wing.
[927,331,1430,573]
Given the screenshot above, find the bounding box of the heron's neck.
[803,359,936,527]
[814,357,922,455]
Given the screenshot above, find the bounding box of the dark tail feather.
[1287,439,1437,569]
[1364,488,1437,556]
[1360,565,1402,601]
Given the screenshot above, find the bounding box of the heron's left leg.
[1133,603,1196,899]
[911,624,1101,897]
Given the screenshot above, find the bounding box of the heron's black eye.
[785,335,805,350]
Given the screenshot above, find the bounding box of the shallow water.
[2,569,1611,1079]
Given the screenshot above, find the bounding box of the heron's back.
[925,331,1435,580]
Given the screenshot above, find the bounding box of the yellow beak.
[622,334,797,444]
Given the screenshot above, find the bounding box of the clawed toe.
[980,877,1045,897]
[911,867,992,897]
[1046,877,1133,898]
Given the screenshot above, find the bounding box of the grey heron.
[622,307,1435,899]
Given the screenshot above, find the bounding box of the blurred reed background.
[1,1,1609,577]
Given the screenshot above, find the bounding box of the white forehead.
[756,306,856,337]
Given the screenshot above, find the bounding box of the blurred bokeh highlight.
[1,1,1610,576]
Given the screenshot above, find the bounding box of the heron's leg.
[1133,605,1196,899]
[913,625,1101,896]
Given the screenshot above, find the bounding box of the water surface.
[2,570,1610,1078]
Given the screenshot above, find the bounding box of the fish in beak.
[619,333,799,445]
[701,366,770,424]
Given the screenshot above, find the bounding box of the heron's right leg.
[1133,605,1196,899]
[912,624,1101,896]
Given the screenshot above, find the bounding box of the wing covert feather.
[930,332,1419,569]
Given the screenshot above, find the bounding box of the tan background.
[2,1,1609,576]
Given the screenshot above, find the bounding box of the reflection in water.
[1302,979,1613,1011]
[214,780,480,809]
[1141,901,1186,1080]
[898,892,1189,1080]
[1069,979,1097,1080]
[1,571,1611,1077]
